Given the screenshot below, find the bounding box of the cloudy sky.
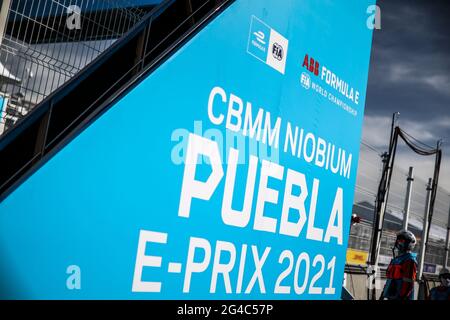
[363,0,450,192]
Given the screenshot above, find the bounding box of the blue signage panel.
[0,0,374,299]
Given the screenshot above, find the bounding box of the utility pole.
[418,178,433,281]
[402,167,414,230]
[417,178,432,300]
[444,197,450,268]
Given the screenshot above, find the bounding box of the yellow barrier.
[346,248,369,265]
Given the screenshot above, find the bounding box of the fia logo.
[272,43,283,61]
[247,16,288,74]
[300,72,311,90]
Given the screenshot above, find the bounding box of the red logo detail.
[302,54,319,76]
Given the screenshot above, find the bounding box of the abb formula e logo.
[247,16,289,74]
[301,53,360,107]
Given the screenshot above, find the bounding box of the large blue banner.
[0,0,374,299]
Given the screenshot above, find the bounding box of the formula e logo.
[253,31,266,45]
[247,16,288,74]
[272,43,283,61]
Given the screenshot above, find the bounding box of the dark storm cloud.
[365,0,450,144]
[362,0,450,191]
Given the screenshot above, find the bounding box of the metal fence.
[350,140,450,273]
[0,0,148,135]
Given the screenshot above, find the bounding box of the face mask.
[392,247,405,258]
[394,240,407,254]
[441,277,450,287]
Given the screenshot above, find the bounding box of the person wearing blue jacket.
[381,230,418,300]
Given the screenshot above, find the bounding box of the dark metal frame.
[368,113,443,299]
